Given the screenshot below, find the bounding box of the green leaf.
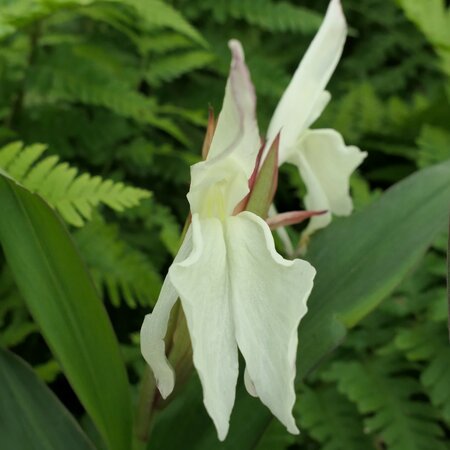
[417,125,450,168]
[396,323,450,423]
[120,0,207,47]
[74,217,162,307]
[195,0,322,34]
[149,159,450,449]
[0,175,133,450]
[397,0,450,75]
[0,142,151,227]
[296,385,372,450]
[0,348,95,450]
[145,49,215,86]
[325,358,446,450]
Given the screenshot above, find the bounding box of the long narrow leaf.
[0,175,132,450]
[0,349,95,450]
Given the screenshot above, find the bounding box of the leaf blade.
[0,349,96,450]
[0,175,133,450]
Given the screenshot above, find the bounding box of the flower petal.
[244,367,258,397]
[207,39,260,176]
[188,40,261,218]
[291,129,367,235]
[266,0,347,164]
[140,226,194,399]
[169,214,239,441]
[226,212,316,433]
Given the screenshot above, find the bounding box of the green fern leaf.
[0,0,95,39]
[119,0,206,47]
[0,142,151,226]
[398,0,450,75]
[139,31,194,55]
[31,48,189,144]
[296,385,373,450]
[316,83,385,143]
[396,323,450,423]
[417,125,450,168]
[189,0,321,33]
[325,358,446,450]
[146,49,215,85]
[74,217,162,307]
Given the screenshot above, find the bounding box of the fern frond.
[139,31,194,55]
[316,83,385,143]
[396,323,450,423]
[146,49,214,86]
[398,0,450,75]
[188,0,321,33]
[31,49,189,144]
[417,125,450,168]
[74,217,162,307]
[0,142,151,226]
[118,0,206,47]
[0,0,95,40]
[296,385,372,450]
[325,358,446,450]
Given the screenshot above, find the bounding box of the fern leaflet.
[296,384,373,450]
[74,217,162,307]
[396,323,450,423]
[325,358,446,450]
[0,142,150,226]
[146,49,214,86]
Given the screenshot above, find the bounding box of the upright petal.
[207,39,260,176]
[188,40,261,218]
[226,212,316,433]
[266,0,347,164]
[140,227,194,399]
[169,215,239,441]
[290,129,367,235]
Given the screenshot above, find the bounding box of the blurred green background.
[0,0,449,449]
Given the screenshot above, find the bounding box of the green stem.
[134,366,157,447]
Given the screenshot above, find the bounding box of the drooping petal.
[244,367,257,397]
[290,129,367,235]
[140,227,194,399]
[226,212,316,433]
[169,214,239,441]
[266,0,347,164]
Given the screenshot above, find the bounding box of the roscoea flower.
[266,0,367,236]
[141,41,316,440]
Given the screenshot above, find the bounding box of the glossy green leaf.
[0,175,132,450]
[149,159,450,449]
[0,349,95,450]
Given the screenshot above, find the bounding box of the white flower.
[266,0,367,235]
[141,41,315,441]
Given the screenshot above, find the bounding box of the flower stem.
[134,366,157,447]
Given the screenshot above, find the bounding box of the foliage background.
[0,0,449,449]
